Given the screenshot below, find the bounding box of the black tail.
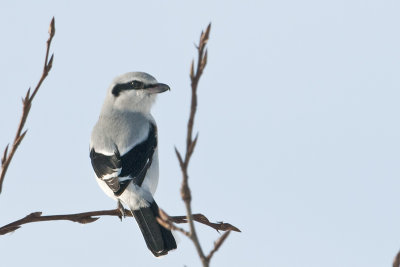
[132,201,177,257]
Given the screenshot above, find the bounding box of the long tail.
[132,201,177,257]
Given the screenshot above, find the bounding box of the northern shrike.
[90,72,176,257]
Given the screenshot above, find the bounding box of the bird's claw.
[117,200,126,221]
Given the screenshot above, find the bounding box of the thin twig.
[206,231,231,261]
[157,209,191,237]
[158,208,240,238]
[174,23,214,267]
[169,213,240,232]
[0,17,55,194]
[0,208,237,236]
[175,23,237,266]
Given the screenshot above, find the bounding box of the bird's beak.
[147,83,170,94]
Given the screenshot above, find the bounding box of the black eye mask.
[112,80,153,96]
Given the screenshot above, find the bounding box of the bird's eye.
[131,80,144,89]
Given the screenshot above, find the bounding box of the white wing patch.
[101,168,121,180]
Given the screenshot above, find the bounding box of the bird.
[89,72,177,257]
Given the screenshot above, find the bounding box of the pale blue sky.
[1,1,400,266]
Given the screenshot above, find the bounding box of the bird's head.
[103,72,170,114]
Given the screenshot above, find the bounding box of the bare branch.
[165,211,240,233]
[171,22,237,267]
[171,214,240,233]
[0,17,55,194]
[0,208,237,237]
[206,231,231,261]
[157,209,190,237]
[173,22,217,267]
[0,209,123,236]
[174,147,184,169]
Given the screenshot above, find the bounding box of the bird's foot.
[117,200,126,221]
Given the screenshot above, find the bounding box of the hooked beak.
[147,83,170,94]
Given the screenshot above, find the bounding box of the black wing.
[90,123,158,196]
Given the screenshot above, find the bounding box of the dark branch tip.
[188,132,199,157]
[204,23,212,40]
[25,88,31,102]
[220,223,241,232]
[1,144,9,165]
[49,17,55,38]
[174,147,184,167]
